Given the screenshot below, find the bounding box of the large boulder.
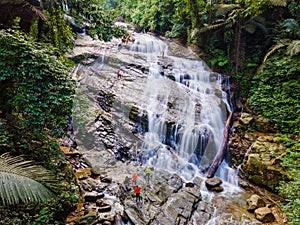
[246,194,266,212]
[254,207,275,223]
[229,113,290,190]
[74,210,98,225]
[205,178,224,192]
[255,115,270,133]
[240,113,254,125]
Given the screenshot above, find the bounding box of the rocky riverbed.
[63,31,286,225]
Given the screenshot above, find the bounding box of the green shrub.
[249,49,300,135]
[277,137,300,225]
[0,29,75,159]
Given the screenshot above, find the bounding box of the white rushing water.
[72,33,240,187]
[129,34,237,185]
[70,33,269,225]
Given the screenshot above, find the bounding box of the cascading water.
[129,34,234,183]
[71,32,270,225]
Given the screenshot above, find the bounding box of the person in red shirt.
[134,185,141,202]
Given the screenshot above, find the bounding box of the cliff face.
[64,32,287,224]
[229,112,290,191]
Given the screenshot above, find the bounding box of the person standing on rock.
[117,68,121,78]
[132,171,137,184]
[124,176,131,192]
[134,185,142,202]
[144,166,152,184]
[161,48,164,58]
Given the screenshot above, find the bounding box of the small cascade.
[216,161,239,187]
[130,34,167,55]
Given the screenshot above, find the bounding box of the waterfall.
[70,33,272,225]
[129,34,235,183]
[72,33,238,185]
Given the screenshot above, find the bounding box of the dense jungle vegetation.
[0,0,299,224]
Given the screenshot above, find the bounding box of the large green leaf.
[0,153,57,206]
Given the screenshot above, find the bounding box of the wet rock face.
[229,113,289,190]
[67,33,285,225]
[242,135,289,190]
[247,194,266,212]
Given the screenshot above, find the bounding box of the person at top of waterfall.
[134,185,142,202]
[126,34,130,44]
[161,48,165,58]
[131,142,137,160]
[117,68,121,78]
[117,42,122,51]
[144,166,152,184]
[132,171,137,184]
[121,35,127,44]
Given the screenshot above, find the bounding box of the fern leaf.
[0,153,57,206]
[213,4,241,17]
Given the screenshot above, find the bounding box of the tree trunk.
[206,112,233,178]
[234,17,242,72]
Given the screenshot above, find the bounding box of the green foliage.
[125,0,175,34]
[30,9,75,53]
[0,119,10,149]
[0,29,76,165]
[0,153,57,206]
[0,29,75,138]
[249,49,300,135]
[32,207,58,225]
[165,21,186,38]
[86,5,124,41]
[208,49,229,70]
[277,136,300,225]
[118,0,190,37]
[68,0,125,41]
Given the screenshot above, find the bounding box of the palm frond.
[212,4,241,17]
[257,43,286,73]
[248,19,268,35]
[24,2,48,21]
[269,0,287,7]
[287,40,300,56]
[281,19,299,28]
[0,153,57,206]
[199,19,232,33]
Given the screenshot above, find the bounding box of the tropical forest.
[0,0,299,224]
